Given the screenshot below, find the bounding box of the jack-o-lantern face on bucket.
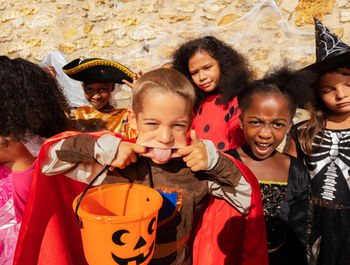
[111,217,157,265]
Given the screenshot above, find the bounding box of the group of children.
[1,18,349,265]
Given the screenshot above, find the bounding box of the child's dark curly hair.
[0,56,70,141]
[238,65,316,119]
[172,36,253,111]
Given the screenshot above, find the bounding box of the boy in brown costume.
[42,68,252,264]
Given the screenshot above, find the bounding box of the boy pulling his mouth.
[41,68,253,264]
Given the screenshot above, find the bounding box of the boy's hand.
[122,70,143,89]
[110,142,146,169]
[177,130,208,172]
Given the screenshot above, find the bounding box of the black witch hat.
[303,18,350,75]
[63,58,134,84]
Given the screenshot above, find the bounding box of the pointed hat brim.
[302,49,350,75]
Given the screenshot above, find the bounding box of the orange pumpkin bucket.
[72,183,163,265]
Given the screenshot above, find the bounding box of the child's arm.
[0,137,35,171]
[42,134,145,185]
[280,157,312,263]
[286,137,298,157]
[286,122,305,158]
[0,137,36,222]
[178,131,251,214]
[122,70,142,89]
[206,151,252,214]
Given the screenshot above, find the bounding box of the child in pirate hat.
[63,58,137,139]
[287,18,350,265]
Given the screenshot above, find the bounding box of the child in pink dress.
[0,56,70,264]
[0,164,17,264]
[0,163,33,265]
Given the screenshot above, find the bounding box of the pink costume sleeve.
[0,164,12,207]
[11,161,36,223]
[0,164,20,265]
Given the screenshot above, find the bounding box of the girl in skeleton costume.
[227,66,313,265]
[287,18,350,265]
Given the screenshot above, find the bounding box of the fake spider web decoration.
[42,0,315,109]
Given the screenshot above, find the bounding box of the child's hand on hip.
[110,142,146,169]
[178,130,208,172]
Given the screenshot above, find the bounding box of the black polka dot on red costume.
[229,136,232,142]
[204,125,210,133]
[229,106,234,115]
[215,98,220,105]
[225,113,230,122]
[217,142,225,150]
[198,108,203,115]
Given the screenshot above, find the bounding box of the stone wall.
[1,0,349,107]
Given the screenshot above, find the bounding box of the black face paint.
[111,217,157,264]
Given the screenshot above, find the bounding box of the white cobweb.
[39,51,88,107]
[40,0,315,108]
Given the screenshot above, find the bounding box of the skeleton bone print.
[304,128,350,203]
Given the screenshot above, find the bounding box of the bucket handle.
[74,156,155,227]
[74,165,111,228]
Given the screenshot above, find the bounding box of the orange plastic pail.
[72,183,163,265]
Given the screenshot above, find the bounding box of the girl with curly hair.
[0,56,69,264]
[172,35,253,151]
[172,36,268,265]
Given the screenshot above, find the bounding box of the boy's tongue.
[149,148,172,163]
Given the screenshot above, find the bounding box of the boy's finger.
[187,158,206,172]
[186,159,204,172]
[177,145,193,156]
[190,163,203,172]
[132,144,147,154]
[185,158,196,168]
[190,130,200,144]
[141,152,153,159]
[132,154,138,163]
[122,79,133,89]
[129,152,138,163]
[121,157,131,168]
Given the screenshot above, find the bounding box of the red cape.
[14,131,267,265]
[13,131,126,265]
[192,155,268,265]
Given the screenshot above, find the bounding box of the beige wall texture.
[1,0,350,107]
